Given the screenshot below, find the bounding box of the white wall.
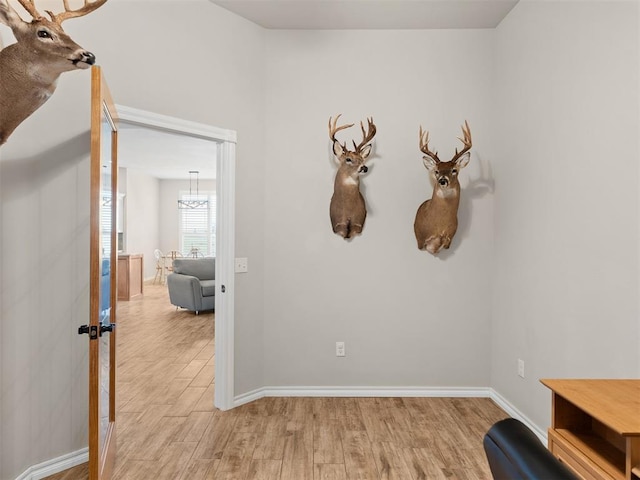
[124,169,160,279]
[0,1,266,478]
[159,180,181,254]
[263,29,495,388]
[0,72,92,479]
[491,0,640,429]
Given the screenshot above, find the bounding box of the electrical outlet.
[518,359,525,378]
[336,342,345,357]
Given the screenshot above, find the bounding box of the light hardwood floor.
[46,284,508,480]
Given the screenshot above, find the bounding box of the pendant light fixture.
[177,170,209,209]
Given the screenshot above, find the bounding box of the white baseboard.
[234,386,547,444]
[234,386,492,407]
[15,448,88,480]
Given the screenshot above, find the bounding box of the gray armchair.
[167,257,215,314]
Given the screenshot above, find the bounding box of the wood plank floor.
[46,284,508,479]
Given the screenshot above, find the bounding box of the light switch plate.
[235,257,248,273]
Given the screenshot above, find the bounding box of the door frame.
[116,105,236,411]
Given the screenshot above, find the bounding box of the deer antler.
[352,117,376,154]
[45,0,107,24]
[328,114,354,150]
[14,0,44,19]
[451,120,472,163]
[419,126,440,164]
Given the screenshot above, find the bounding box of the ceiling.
[118,123,217,180]
[210,0,520,30]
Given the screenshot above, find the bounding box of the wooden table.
[541,379,640,480]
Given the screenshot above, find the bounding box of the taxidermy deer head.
[0,0,107,145]
[414,121,472,255]
[328,114,377,239]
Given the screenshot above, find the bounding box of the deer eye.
[37,30,52,39]
[345,158,353,164]
[452,169,458,174]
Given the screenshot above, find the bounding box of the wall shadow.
[433,153,495,261]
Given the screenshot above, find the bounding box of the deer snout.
[438,177,449,187]
[71,50,96,68]
[359,165,368,174]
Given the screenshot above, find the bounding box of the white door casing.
[116,105,236,411]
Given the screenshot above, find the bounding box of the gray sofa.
[167,257,215,314]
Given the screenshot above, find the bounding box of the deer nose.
[438,177,448,186]
[82,51,96,65]
[359,165,368,173]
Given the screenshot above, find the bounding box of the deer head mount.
[328,114,377,239]
[414,121,472,255]
[0,0,107,146]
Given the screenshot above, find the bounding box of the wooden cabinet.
[541,379,640,480]
[117,254,143,300]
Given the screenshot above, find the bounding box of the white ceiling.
[210,0,520,30]
[118,123,217,180]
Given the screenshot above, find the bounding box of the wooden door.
[89,65,118,480]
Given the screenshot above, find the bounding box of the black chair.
[483,418,577,480]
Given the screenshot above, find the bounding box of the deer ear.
[423,156,438,172]
[359,144,372,160]
[456,151,471,169]
[0,3,11,25]
[332,140,344,158]
[0,1,23,27]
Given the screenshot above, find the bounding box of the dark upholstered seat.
[483,418,577,480]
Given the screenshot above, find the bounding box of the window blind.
[179,192,216,256]
[101,192,112,258]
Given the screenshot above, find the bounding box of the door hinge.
[78,325,98,340]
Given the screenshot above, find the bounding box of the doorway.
[116,105,235,410]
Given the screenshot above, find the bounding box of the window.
[179,191,216,256]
